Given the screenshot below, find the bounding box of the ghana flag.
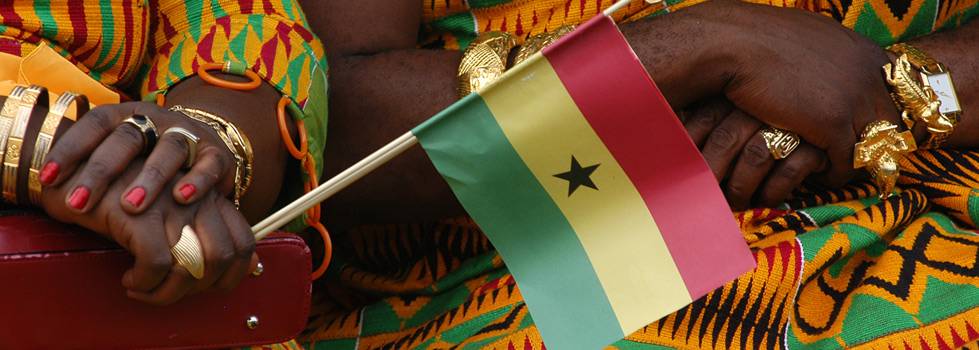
[412,15,755,350]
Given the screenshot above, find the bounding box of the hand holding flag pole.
[170,0,643,278]
[173,1,755,349]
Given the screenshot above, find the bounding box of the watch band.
[28,92,88,205]
[3,85,47,204]
[884,43,960,149]
[888,43,943,74]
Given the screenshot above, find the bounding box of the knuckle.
[779,164,804,181]
[236,236,256,257]
[148,253,173,273]
[743,143,772,166]
[707,127,738,151]
[726,182,749,198]
[84,160,112,179]
[141,165,169,185]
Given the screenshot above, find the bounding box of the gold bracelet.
[3,85,47,204]
[513,26,575,65]
[884,43,961,149]
[0,86,27,177]
[457,32,516,97]
[28,92,88,205]
[169,105,253,208]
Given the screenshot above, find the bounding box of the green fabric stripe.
[853,2,897,46]
[467,0,512,8]
[94,0,116,69]
[428,12,477,48]
[34,0,58,39]
[899,0,939,42]
[412,94,623,349]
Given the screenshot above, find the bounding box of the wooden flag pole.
[252,0,643,239]
[251,132,418,239]
[169,0,639,278]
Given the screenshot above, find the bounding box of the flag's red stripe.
[542,16,755,299]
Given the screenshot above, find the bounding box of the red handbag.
[0,211,312,349]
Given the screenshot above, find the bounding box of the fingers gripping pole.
[170,132,420,278]
[168,0,649,279]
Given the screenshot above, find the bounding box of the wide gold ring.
[121,115,158,154]
[760,127,801,160]
[163,127,200,169]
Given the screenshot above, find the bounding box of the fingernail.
[178,184,196,200]
[125,187,146,207]
[68,186,90,209]
[40,162,59,185]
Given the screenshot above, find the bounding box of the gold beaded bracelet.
[2,85,47,204]
[169,105,254,208]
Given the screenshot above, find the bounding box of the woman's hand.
[680,98,828,210]
[41,159,255,305]
[40,101,236,215]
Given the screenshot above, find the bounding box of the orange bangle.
[309,222,332,280]
[278,96,308,159]
[198,62,263,91]
[190,61,332,281]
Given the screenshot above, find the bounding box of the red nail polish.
[178,184,196,200]
[68,186,90,210]
[125,187,146,207]
[39,162,59,185]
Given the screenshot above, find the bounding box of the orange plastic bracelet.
[198,62,263,91]
[159,62,335,280]
[278,96,308,159]
[309,222,332,279]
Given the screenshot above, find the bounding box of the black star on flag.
[553,156,600,196]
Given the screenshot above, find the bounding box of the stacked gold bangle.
[1,85,48,204]
[29,92,88,205]
[169,105,254,208]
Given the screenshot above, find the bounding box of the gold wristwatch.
[457,32,516,97]
[884,43,962,149]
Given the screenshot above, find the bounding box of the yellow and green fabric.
[0,0,328,229]
[420,0,979,49]
[251,1,979,349]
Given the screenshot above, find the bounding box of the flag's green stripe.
[413,94,624,347]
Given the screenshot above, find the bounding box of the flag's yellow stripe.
[479,54,692,332]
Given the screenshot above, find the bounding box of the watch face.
[926,72,962,114]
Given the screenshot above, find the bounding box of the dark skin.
[30,0,979,306]
[306,0,979,223]
[36,76,291,305]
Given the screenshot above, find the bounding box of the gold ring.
[163,127,200,169]
[122,114,158,154]
[760,127,801,160]
[171,225,204,279]
[853,120,917,200]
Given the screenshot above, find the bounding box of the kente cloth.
[419,0,979,49]
[245,1,979,349]
[266,150,979,350]
[0,0,328,229]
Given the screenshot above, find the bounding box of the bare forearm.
[323,49,466,228]
[908,19,979,148]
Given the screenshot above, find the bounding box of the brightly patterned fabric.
[280,149,979,349]
[420,0,979,49]
[243,1,979,349]
[0,0,329,229]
